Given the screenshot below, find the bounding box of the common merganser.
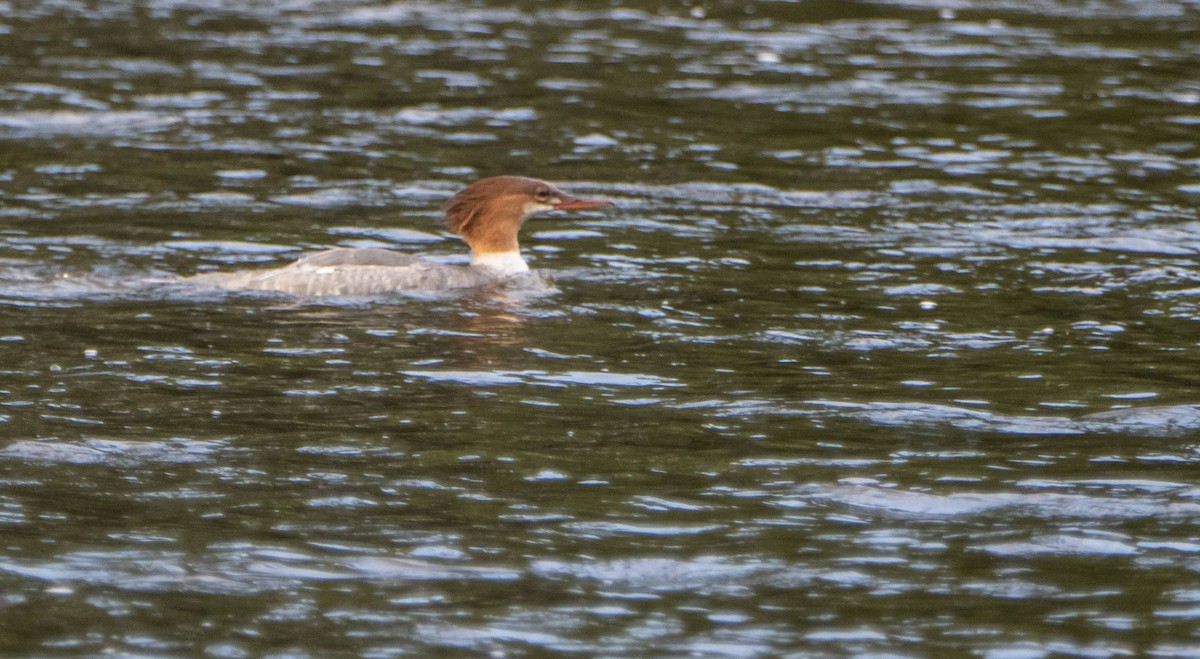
[188,176,614,296]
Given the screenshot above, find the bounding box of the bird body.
[188,177,612,296]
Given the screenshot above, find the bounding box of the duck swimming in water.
[188,176,614,296]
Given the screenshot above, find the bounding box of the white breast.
[470,251,529,276]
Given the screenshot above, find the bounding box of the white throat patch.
[471,251,530,276]
[522,201,556,220]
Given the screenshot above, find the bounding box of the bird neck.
[470,250,529,276]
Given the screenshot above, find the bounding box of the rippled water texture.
[2,0,1200,655]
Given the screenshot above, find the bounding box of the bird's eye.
[535,189,551,200]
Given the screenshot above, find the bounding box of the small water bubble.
[755,52,781,64]
[919,300,938,311]
[574,133,618,147]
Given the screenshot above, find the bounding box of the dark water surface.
[3,0,1200,655]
